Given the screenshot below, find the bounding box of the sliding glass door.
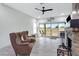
[39,24,45,36]
[46,24,51,36]
[51,24,59,37]
[39,22,65,37]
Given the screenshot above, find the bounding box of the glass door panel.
[51,28,59,37]
[59,23,65,32]
[51,24,59,37]
[46,24,51,36]
[39,24,45,36]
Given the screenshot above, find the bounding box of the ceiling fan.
[35,6,53,15]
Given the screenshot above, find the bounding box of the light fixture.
[72,11,77,14]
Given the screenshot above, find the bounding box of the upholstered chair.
[9,32,34,56]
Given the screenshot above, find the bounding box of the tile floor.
[31,37,61,56]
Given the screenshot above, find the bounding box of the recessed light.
[72,11,77,14]
[60,13,65,16]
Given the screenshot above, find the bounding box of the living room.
[0,3,79,56]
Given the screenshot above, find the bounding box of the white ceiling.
[4,3,72,18]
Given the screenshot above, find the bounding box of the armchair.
[9,32,35,56]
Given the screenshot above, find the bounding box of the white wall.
[0,4,33,48]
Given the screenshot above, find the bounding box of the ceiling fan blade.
[44,9,53,11]
[35,8,42,11]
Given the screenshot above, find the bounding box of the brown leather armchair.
[9,31,36,56]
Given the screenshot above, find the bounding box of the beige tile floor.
[31,37,61,56]
[0,37,61,56]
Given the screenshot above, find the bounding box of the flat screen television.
[70,19,79,28]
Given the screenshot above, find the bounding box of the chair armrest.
[21,40,31,43]
[21,39,36,43]
[19,42,30,46]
